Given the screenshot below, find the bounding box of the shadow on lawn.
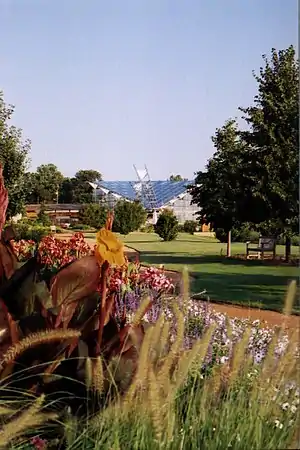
[139,252,293,267]
[138,252,298,313]
[189,271,299,313]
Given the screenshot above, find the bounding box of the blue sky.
[0,1,297,180]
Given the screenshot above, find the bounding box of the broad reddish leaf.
[50,256,101,324]
[0,241,18,281]
[0,165,8,233]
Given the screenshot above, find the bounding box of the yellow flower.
[95,228,126,267]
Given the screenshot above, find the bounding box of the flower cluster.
[11,239,36,261]
[107,262,174,295]
[11,235,174,297]
[12,233,92,271]
[118,293,296,371]
[38,233,91,269]
[140,266,174,293]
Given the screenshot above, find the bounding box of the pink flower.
[30,436,47,450]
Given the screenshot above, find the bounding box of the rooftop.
[97,180,193,209]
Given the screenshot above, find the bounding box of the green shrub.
[183,220,198,235]
[113,200,147,235]
[277,234,300,246]
[177,224,184,232]
[79,203,108,229]
[70,223,93,231]
[215,225,260,243]
[155,209,179,241]
[12,223,49,242]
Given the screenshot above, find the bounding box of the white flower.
[291,405,297,414]
[274,420,283,429]
[282,402,289,411]
[220,356,229,364]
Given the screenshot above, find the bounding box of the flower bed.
[11,233,296,370]
[5,231,300,449]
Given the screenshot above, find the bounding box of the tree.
[71,170,102,204]
[191,46,299,260]
[79,203,108,229]
[59,177,74,204]
[169,174,187,182]
[29,164,64,203]
[113,200,146,235]
[190,118,248,253]
[155,209,179,241]
[239,46,298,260]
[0,91,31,218]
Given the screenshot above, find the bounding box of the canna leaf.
[50,255,101,327]
[0,165,8,233]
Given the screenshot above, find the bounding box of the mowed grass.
[119,232,299,313]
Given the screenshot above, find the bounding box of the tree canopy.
[190,46,299,243]
[0,92,31,218]
[169,174,187,182]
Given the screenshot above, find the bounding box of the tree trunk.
[227,230,231,257]
[285,236,291,262]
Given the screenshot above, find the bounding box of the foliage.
[26,164,64,204]
[239,46,298,235]
[0,166,298,448]
[59,169,102,204]
[0,91,31,218]
[277,234,300,247]
[113,200,147,235]
[190,118,247,233]
[0,166,175,449]
[155,209,179,241]
[79,203,108,229]
[183,220,198,234]
[0,283,298,449]
[9,222,50,243]
[215,224,260,243]
[169,174,187,182]
[70,223,94,231]
[190,46,299,242]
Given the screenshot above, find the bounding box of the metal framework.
[132,165,157,210]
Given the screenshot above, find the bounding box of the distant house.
[25,204,84,225]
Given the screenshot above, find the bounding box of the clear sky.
[0,1,297,180]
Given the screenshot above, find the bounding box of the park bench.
[246,236,276,260]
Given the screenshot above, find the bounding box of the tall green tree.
[72,169,101,203]
[190,119,248,233]
[59,177,74,204]
[30,164,64,203]
[239,46,298,258]
[0,91,31,218]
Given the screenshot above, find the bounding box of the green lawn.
[119,232,299,313]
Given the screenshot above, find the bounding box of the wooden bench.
[246,237,276,260]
